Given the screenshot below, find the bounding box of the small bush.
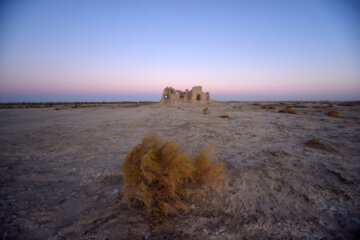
[278,107,296,114]
[262,105,276,110]
[219,114,230,118]
[55,107,61,111]
[192,146,226,186]
[305,137,339,153]
[326,110,339,117]
[202,107,209,114]
[122,135,226,230]
[306,138,321,145]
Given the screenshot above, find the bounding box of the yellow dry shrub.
[278,107,297,114]
[192,146,226,186]
[202,107,209,114]
[306,138,321,145]
[261,105,276,110]
[122,135,226,230]
[326,110,339,117]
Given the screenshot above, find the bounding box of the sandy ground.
[0,102,359,239]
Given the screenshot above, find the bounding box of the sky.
[0,0,359,102]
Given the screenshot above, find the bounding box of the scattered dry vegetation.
[219,114,230,118]
[326,110,339,118]
[278,106,297,114]
[261,105,276,110]
[306,138,321,145]
[305,137,339,154]
[122,135,226,230]
[232,106,242,109]
[202,107,209,114]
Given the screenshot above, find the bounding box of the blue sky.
[0,0,359,102]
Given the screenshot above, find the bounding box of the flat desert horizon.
[0,100,359,239]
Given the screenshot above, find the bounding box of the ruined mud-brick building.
[160,86,210,104]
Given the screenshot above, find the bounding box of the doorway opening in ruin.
[164,95,168,99]
[196,94,201,101]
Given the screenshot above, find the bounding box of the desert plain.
[0,101,359,239]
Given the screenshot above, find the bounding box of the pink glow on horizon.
[2,79,359,98]
[1,62,359,99]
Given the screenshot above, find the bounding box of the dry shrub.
[278,107,296,114]
[202,107,209,114]
[262,105,276,110]
[219,114,230,118]
[305,137,339,153]
[269,105,276,109]
[55,107,60,111]
[192,146,226,186]
[326,110,339,117]
[252,102,260,106]
[306,138,321,145]
[122,135,226,230]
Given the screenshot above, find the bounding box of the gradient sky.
[0,0,359,102]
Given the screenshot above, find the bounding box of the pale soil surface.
[0,102,360,239]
